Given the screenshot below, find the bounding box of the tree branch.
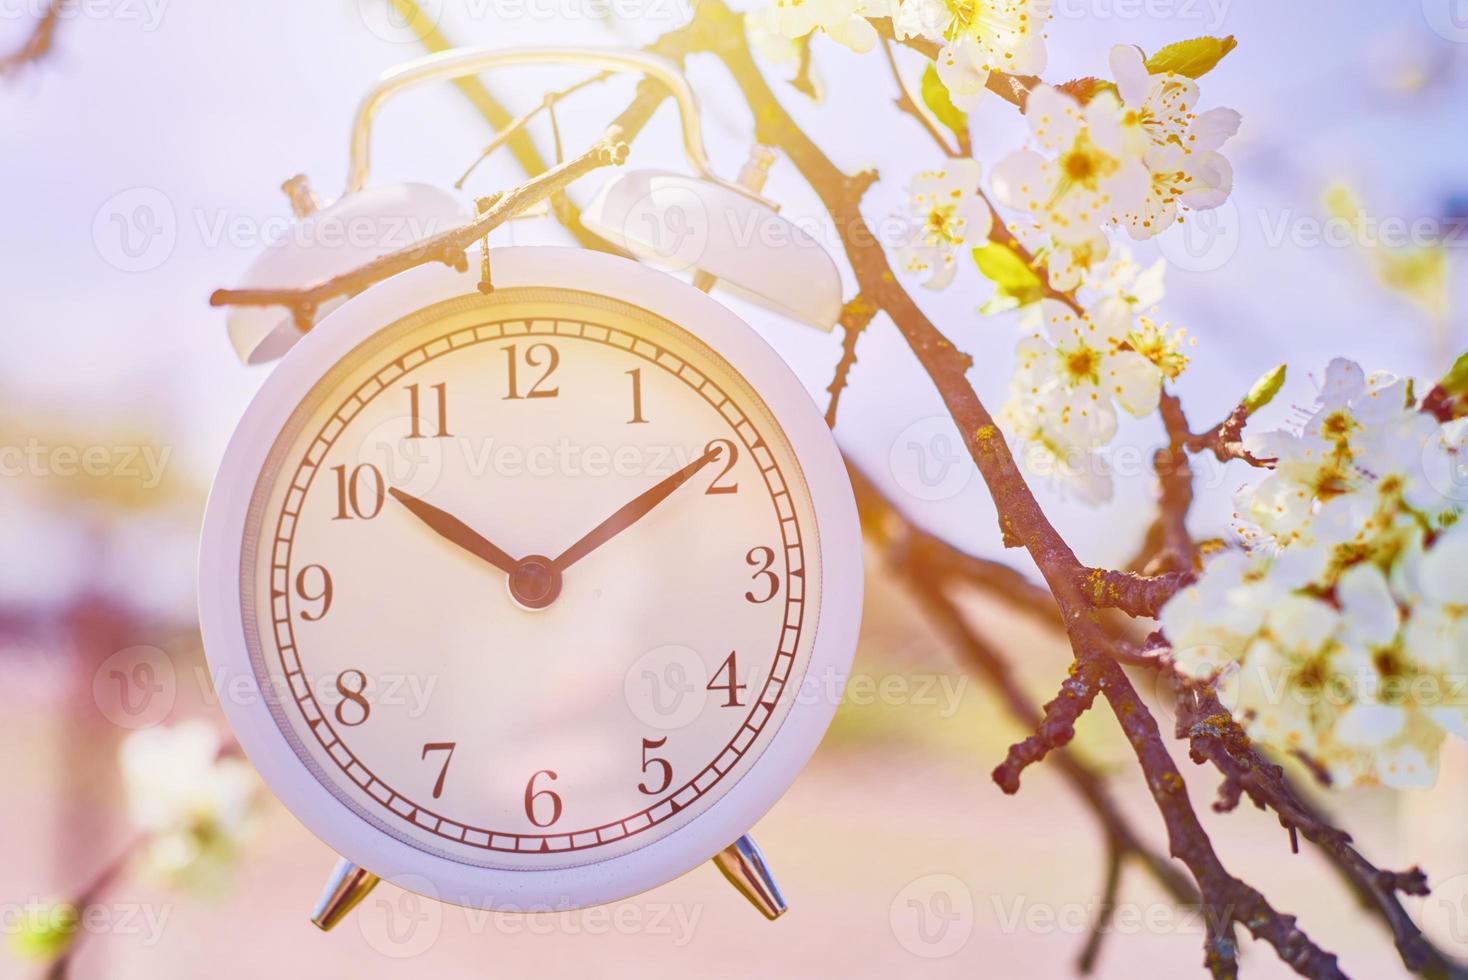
[0,0,63,75]
[825,295,877,427]
[993,657,1103,793]
[209,131,632,325]
[383,0,624,254]
[1077,567,1196,619]
[853,462,1201,914]
[1096,654,1346,979]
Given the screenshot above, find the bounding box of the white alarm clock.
[199,46,861,929]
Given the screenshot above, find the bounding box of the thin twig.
[880,39,960,158]
[993,657,1104,793]
[44,836,143,980]
[210,132,631,326]
[825,295,876,427]
[1078,840,1126,974]
[386,0,623,254]
[790,33,819,99]
[0,0,63,75]
[1076,567,1196,619]
[869,18,1039,109]
[854,464,1200,912]
[453,73,609,190]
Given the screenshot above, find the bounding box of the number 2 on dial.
[704,439,738,494]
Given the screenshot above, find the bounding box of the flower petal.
[936,37,988,96]
[1102,349,1162,416]
[1108,43,1150,106]
[990,149,1050,211]
[1334,702,1407,747]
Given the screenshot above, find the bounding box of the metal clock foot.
[310,857,381,931]
[713,834,787,921]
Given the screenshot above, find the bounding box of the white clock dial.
[240,287,822,869]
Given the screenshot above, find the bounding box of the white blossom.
[892,0,1049,96]
[991,85,1149,290]
[121,720,258,887]
[1160,358,1468,789]
[761,0,884,54]
[999,252,1187,504]
[896,158,993,289]
[998,299,1180,504]
[1109,44,1241,239]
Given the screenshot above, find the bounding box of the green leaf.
[1242,363,1287,416]
[921,64,967,145]
[1439,350,1468,397]
[1145,36,1238,79]
[8,901,78,964]
[973,242,1045,316]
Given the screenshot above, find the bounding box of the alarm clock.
[200,46,861,929]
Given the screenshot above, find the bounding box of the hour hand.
[387,487,519,576]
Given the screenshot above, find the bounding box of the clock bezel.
[199,246,863,911]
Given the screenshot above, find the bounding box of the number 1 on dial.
[626,368,649,424]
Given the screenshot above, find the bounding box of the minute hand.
[550,445,722,573]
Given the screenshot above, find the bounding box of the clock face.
[239,287,823,870]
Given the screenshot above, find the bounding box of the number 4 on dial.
[707,652,746,707]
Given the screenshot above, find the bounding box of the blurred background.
[2,0,1466,976]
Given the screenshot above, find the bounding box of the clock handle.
[310,857,381,931]
[344,46,763,206]
[713,834,788,921]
